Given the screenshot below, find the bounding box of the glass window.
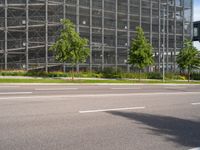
[194,27,198,37]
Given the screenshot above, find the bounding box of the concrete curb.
[0,83,199,86]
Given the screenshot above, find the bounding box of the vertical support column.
[139,0,142,27]
[63,0,66,72]
[45,0,48,72]
[102,0,105,71]
[76,0,79,33]
[115,0,118,71]
[182,0,185,43]
[158,0,161,72]
[174,0,177,72]
[166,0,169,72]
[76,0,79,72]
[150,0,153,72]
[89,0,92,72]
[63,0,66,19]
[190,0,193,39]
[4,0,8,70]
[162,6,166,82]
[150,0,153,44]
[26,0,29,71]
[127,0,130,72]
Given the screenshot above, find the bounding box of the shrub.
[165,73,186,80]
[0,70,25,76]
[147,72,162,79]
[121,72,147,79]
[101,67,122,79]
[25,71,48,77]
[191,72,200,80]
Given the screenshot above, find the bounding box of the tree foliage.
[128,26,154,72]
[50,19,90,67]
[177,40,200,81]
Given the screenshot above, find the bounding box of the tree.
[128,26,154,81]
[50,19,90,80]
[177,40,200,82]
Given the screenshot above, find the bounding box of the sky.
[194,0,200,49]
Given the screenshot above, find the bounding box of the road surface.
[0,84,200,150]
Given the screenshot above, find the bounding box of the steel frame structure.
[0,0,193,72]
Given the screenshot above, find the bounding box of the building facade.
[193,21,200,42]
[0,0,193,72]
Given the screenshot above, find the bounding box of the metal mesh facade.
[0,0,193,72]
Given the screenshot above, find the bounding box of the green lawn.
[0,78,200,84]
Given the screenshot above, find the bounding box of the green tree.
[50,19,90,80]
[128,26,154,81]
[177,40,200,82]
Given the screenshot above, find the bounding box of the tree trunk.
[139,69,141,82]
[76,63,79,73]
[71,65,75,81]
[188,68,190,83]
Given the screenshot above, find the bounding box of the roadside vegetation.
[0,24,199,84]
[0,69,200,81]
[0,78,200,84]
[128,26,154,81]
[49,19,90,80]
[177,40,200,82]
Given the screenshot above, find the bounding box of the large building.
[0,0,193,72]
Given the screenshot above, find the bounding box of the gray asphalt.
[0,84,200,150]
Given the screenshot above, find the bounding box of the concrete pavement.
[0,84,200,150]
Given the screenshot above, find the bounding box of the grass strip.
[0,78,200,84]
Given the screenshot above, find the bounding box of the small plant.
[191,72,200,80]
[177,40,200,82]
[128,26,154,81]
[101,67,122,79]
[147,72,162,80]
[49,19,90,80]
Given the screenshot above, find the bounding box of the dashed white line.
[0,92,32,95]
[191,102,200,105]
[0,86,20,88]
[0,92,199,101]
[111,88,141,90]
[188,148,200,150]
[79,106,146,114]
[35,88,78,91]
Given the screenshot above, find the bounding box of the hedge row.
[0,70,199,80]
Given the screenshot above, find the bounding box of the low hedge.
[0,70,198,80]
[191,72,200,80]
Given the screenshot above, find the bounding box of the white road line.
[191,102,200,105]
[79,106,146,114]
[35,88,78,91]
[111,88,141,90]
[0,86,20,88]
[0,92,32,95]
[0,92,199,100]
[165,87,187,89]
[188,148,200,150]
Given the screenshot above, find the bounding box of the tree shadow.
[108,111,200,147]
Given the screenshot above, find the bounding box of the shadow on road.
[108,111,200,147]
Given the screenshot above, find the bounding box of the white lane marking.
[165,86,187,89]
[188,148,200,150]
[35,88,78,91]
[191,102,200,105]
[111,88,141,90]
[0,92,199,100]
[0,86,20,88]
[79,106,146,114]
[0,92,32,95]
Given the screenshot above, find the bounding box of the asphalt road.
[0,84,200,150]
